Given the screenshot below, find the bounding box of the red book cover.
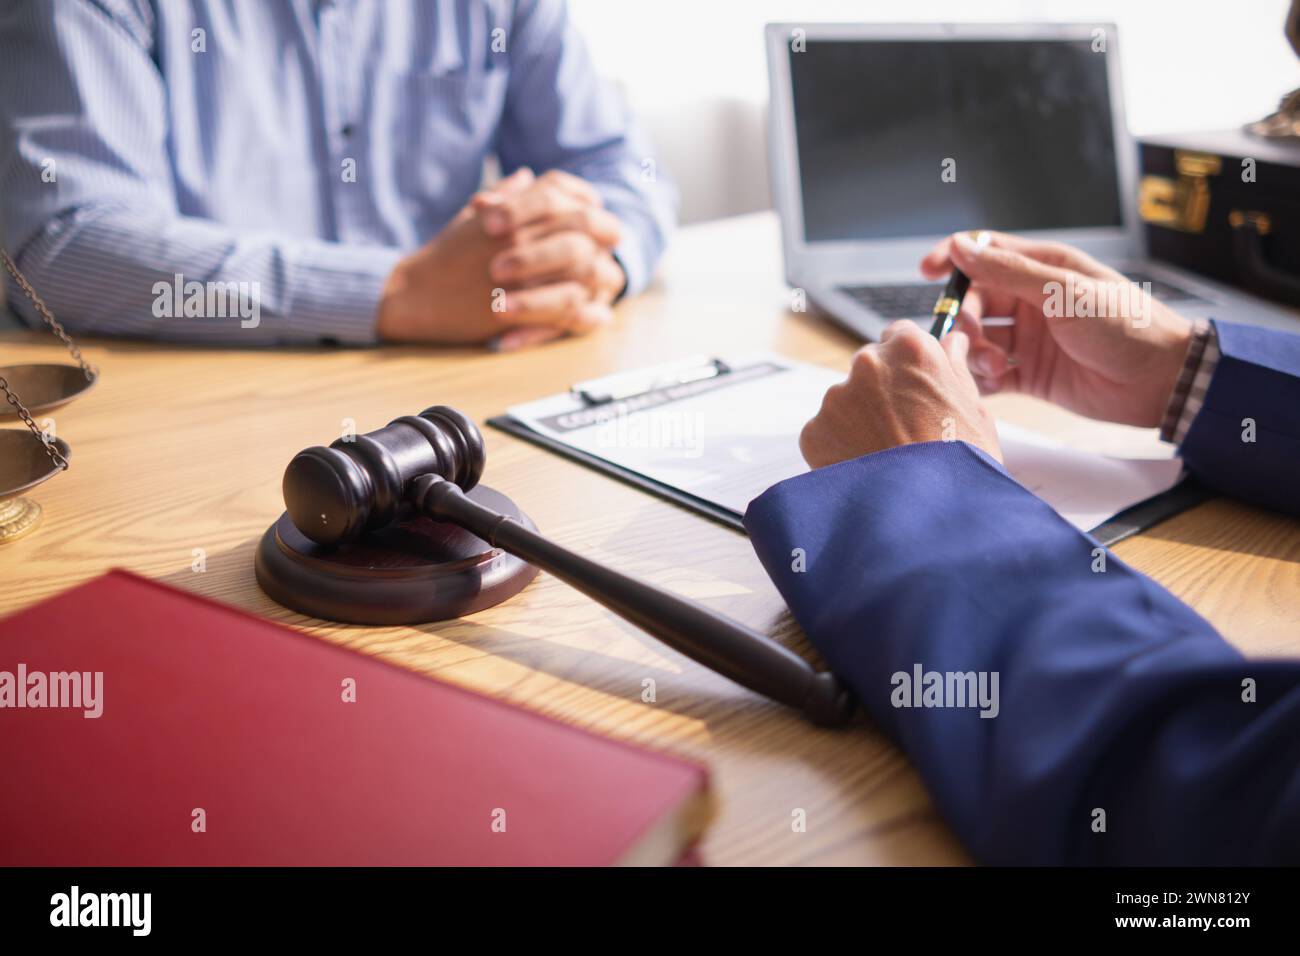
[0,570,713,866]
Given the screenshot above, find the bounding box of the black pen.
[929,230,990,339]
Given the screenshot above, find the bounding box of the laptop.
[765,22,1297,339]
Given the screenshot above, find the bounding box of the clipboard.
[1086,474,1212,547]
[488,354,1212,548]
[487,411,749,531]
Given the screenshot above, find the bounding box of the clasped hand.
[377,168,626,351]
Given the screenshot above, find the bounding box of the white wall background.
[569,0,1300,222]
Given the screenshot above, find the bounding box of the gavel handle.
[410,475,856,727]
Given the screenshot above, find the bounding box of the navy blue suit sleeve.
[744,441,1300,864]
[1181,320,1300,517]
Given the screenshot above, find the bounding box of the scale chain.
[0,371,68,470]
[1,248,98,381]
[1,247,84,470]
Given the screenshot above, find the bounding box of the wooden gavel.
[282,406,855,726]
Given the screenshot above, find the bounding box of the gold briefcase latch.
[1228,209,1272,235]
[1138,150,1222,234]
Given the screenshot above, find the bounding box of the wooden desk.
[3,213,1298,865]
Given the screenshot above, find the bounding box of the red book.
[0,570,713,865]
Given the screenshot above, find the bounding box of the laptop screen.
[789,38,1124,242]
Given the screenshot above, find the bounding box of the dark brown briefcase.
[1139,129,1300,307]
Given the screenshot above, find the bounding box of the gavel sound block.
[254,406,854,726]
[255,407,537,625]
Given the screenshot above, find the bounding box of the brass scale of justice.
[0,250,94,543]
[0,254,854,725]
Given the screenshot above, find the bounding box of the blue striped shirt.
[0,0,675,344]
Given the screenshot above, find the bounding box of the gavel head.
[282,405,485,547]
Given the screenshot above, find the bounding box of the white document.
[505,353,1185,533]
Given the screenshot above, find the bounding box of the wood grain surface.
[2,213,1297,865]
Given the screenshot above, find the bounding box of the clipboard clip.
[571,356,732,406]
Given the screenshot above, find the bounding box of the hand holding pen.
[929,230,992,339]
[918,230,1194,427]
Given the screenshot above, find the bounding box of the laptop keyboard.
[1122,271,1205,304]
[841,282,946,319]
[840,271,1205,319]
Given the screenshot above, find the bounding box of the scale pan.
[0,364,97,418]
[0,432,71,499]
